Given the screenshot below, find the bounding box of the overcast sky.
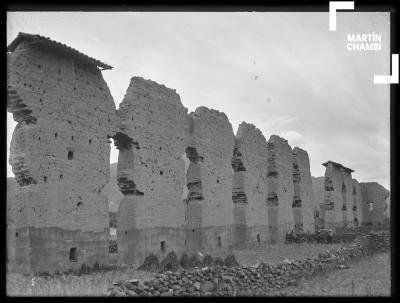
[7,11,390,189]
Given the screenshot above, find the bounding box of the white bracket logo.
[374,54,399,84]
[329,1,355,31]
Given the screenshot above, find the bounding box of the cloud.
[279,131,305,147]
[6,12,390,191]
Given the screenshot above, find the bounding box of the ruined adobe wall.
[385,194,390,218]
[266,135,294,243]
[115,77,188,264]
[7,41,116,273]
[323,164,343,229]
[311,176,325,230]
[352,179,363,226]
[342,170,354,227]
[311,176,324,211]
[323,164,354,229]
[186,107,235,255]
[232,122,269,249]
[292,147,314,233]
[360,182,389,226]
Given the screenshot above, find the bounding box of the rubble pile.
[285,226,389,244]
[108,231,389,296]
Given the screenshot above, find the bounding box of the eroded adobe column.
[7,34,116,273]
[266,135,294,243]
[311,176,325,230]
[186,107,235,256]
[115,77,188,264]
[232,122,268,249]
[352,179,362,227]
[322,161,354,230]
[292,147,314,233]
[184,145,204,253]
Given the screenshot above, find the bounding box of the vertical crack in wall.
[231,145,248,205]
[231,138,248,250]
[292,162,302,208]
[186,147,204,201]
[184,146,203,253]
[114,132,143,196]
[292,155,303,234]
[266,141,278,207]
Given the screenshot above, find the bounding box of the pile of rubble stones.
[285,231,357,244]
[107,231,389,297]
[285,226,389,244]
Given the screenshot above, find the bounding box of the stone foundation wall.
[7,226,108,274]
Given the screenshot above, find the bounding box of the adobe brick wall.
[266,135,295,243]
[311,176,325,229]
[115,77,188,264]
[7,41,116,273]
[292,147,315,233]
[232,122,269,248]
[360,182,389,226]
[185,107,235,256]
[351,179,363,226]
[322,163,354,229]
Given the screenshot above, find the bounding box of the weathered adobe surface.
[292,147,314,233]
[311,176,325,229]
[7,40,116,273]
[322,163,354,229]
[115,77,188,264]
[351,179,363,226]
[266,135,295,243]
[360,182,389,226]
[232,122,269,249]
[186,107,235,255]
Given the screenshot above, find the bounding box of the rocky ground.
[6,231,389,296]
[267,252,390,296]
[234,242,342,266]
[107,231,390,297]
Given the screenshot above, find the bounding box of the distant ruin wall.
[360,182,389,226]
[7,35,390,275]
[7,41,116,273]
[322,163,353,229]
[232,122,269,249]
[311,176,325,230]
[185,107,235,255]
[115,77,188,264]
[352,179,363,227]
[266,135,294,243]
[292,147,314,233]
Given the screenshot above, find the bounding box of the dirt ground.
[234,243,343,266]
[266,252,391,296]
[6,264,156,296]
